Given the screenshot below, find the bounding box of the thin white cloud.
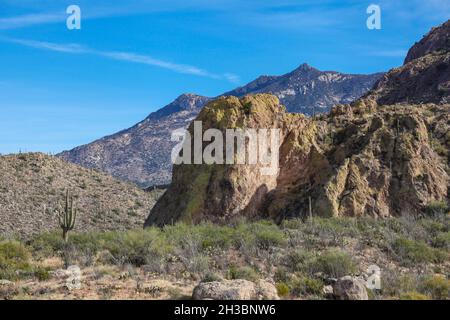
[2,37,239,82]
[7,38,86,53]
[0,13,64,30]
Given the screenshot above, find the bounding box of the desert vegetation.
[1,208,448,300]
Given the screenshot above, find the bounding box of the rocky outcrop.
[404,20,450,64]
[58,67,381,187]
[365,20,450,105]
[146,94,307,226]
[146,92,449,225]
[332,276,368,300]
[192,279,279,300]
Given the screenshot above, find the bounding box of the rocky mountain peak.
[364,19,450,105]
[404,20,450,64]
[147,93,211,120]
[292,63,318,73]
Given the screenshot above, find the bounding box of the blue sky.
[0,0,449,154]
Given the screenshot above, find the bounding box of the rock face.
[332,276,368,300]
[404,20,450,64]
[147,95,449,224]
[192,279,279,300]
[146,94,307,226]
[366,20,450,105]
[146,20,450,226]
[0,153,163,238]
[58,67,381,187]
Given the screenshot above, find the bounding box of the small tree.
[56,190,78,242]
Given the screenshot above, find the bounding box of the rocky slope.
[365,20,450,105]
[58,67,381,187]
[59,94,210,187]
[0,153,163,238]
[146,20,450,226]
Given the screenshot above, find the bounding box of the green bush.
[424,201,448,216]
[381,271,419,297]
[34,267,51,282]
[201,272,222,283]
[276,282,290,298]
[290,275,324,297]
[197,223,235,250]
[307,249,356,278]
[102,228,171,267]
[0,240,32,280]
[419,275,450,300]
[234,220,286,250]
[400,291,430,300]
[285,249,314,272]
[228,266,259,282]
[392,237,447,266]
[434,232,450,249]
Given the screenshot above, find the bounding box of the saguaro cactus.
[57,190,78,242]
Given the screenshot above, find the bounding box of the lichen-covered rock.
[192,279,279,300]
[0,280,18,300]
[192,280,256,300]
[255,280,280,300]
[145,94,307,226]
[332,276,368,300]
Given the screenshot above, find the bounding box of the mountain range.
[58,65,382,187]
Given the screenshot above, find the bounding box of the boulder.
[332,276,368,300]
[256,280,280,300]
[192,279,279,300]
[0,280,18,300]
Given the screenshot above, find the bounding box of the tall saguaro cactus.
[57,190,78,242]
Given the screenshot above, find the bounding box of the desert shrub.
[276,282,290,298]
[186,254,210,277]
[400,291,430,300]
[392,237,447,266]
[286,217,358,247]
[434,232,450,249]
[274,267,291,283]
[419,218,448,235]
[424,201,448,216]
[419,275,450,300]
[29,231,65,255]
[201,272,222,283]
[290,275,324,297]
[354,217,388,247]
[281,218,303,230]
[101,228,170,268]
[196,223,235,250]
[228,266,259,282]
[34,267,51,282]
[306,249,356,278]
[285,249,314,272]
[386,216,431,243]
[235,220,286,250]
[0,240,32,280]
[381,270,419,297]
